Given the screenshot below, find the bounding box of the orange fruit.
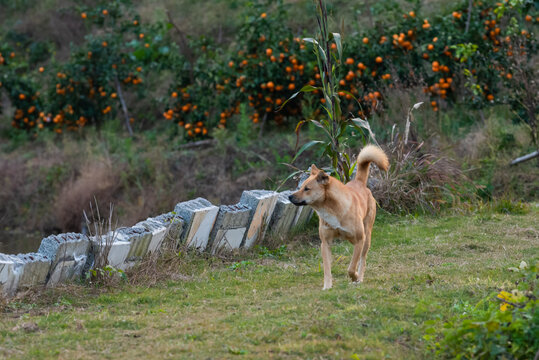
[19,94,25,100]
[487,94,494,101]
[375,56,383,63]
[525,15,532,22]
[228,61,234,68]
[81,12,87,19]
[331,43,337,50]
[266,48,273,56]
[102,9,108,15]
[261,13,267,18]
[362,37,369,44]
[288,83,295,90]
[172,92,178,98]
[139,33,144,39]
[409,11,415,18]
[39,67,44,73]
[133,20,138,25]
[345,57,354,65]
[102,41,108,47]
[427,44,434,51]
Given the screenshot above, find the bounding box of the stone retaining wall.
[0,188,312,296]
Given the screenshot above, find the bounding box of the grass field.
[1,205,538,359]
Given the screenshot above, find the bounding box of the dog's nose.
[288,194,294,202]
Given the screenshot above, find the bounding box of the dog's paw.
[322,283,333,290]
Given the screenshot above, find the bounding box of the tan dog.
[289,145,389,290]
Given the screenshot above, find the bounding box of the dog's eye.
[304,187,310,191]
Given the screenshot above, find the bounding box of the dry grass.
[372,140,474,214]
[56,160,120,232]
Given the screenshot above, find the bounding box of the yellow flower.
[500,302,508,312]
[497,291,512,301]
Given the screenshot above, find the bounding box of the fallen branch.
[179,139,216,149]
[510,150,539,166]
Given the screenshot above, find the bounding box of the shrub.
[431,261,539,359]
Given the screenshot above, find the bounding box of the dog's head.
[288,164,329,206]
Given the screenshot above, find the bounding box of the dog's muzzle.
[288,194,307,206]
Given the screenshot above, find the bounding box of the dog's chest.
[316,209,350,233]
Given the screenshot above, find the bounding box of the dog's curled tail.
[354,144,389,185]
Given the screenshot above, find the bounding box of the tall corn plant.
[281,0,376,182]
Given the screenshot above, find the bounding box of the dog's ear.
[310,164,319,175]
[316,170,329,185]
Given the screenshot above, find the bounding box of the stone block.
[209,204,251,254]
[136,219,168,254]
[292,205,314,229]
[240,190,279,248]
[152,212,185,247]
[15,253,51,288]
[268,190,300,235]
[0,254,23,296]
[38,233,90,285]
[90,232,131,270]
[175,198,219,251]
[117,226,152,260]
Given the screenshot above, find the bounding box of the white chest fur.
[315,209,349,233]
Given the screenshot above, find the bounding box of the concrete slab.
[240,190,279,248]
[15,253,51,288]
[136,219,168,254]
[0,254,23,296]
[90,232,131,270]
[292,205,314,229]
[175,198,219,251]
[269,190,299,235]
[152,212,185,248]
[117,226,152,260]
[209,203,251,254]
[38,233,90,285]
[211,228,247,254]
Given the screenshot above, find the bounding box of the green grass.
[1,206,538,359]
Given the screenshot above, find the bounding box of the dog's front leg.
[319,229,333,290]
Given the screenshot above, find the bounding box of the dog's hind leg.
[358,204,376,282]
[348,225,365,283]
[358,229,371,282]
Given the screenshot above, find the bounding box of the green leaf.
[292,140,324,164]
[351,118,377,144]
[331,32,342,62]
[277,85,317,111]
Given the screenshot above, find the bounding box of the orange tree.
[163,0,536,141]
[42,0,175,134]
[163,0,315,139]
[0,42,46,132]
[1,0,175,135]
[1,0,537,142]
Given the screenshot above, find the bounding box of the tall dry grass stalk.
[83,199,119,283]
